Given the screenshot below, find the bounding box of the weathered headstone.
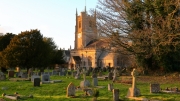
[66,82,76,97]
[108,83,113,91]
[150,83,160,93]
[113,89,119,101]
[92,78,98,86]
[8,70,14,78]
[0,72,6,80]
[41,74,50,82]
[108,72,113,80]
[34,78,40,87]
[75,73,80,79]
[126,68,140,97]
[113,68,117,81]
[21,73,28,78]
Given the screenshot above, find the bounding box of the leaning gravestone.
[126,68,140,97]
[150,83,160,93]
[66,82,76,97]
[34,78,40,87]
[113,89,119,101]
[8,70,14,78]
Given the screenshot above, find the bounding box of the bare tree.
[95,0,180,71]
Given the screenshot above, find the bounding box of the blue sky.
[0,0,98,49]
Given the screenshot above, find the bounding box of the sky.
[0,0,98,49]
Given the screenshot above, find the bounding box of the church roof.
[64,50,70,57]
[85,38,110,48]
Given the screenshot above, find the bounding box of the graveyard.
[0,68,180,101]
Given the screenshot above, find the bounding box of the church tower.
[74,8,97,49]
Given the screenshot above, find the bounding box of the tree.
[0,33,16,51]
[51,49,65,67]
[1,29,58,72]
[0,33,16,69]
[96,0,180,72]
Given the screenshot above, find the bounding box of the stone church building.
[68,8,130,69]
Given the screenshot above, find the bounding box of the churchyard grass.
[1,73,180,101]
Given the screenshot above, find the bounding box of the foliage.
[0,29,58,71]
[0,33,16,51]
[51,49,65,66]
[95,0,180,72]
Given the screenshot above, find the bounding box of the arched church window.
[88,56,92,67]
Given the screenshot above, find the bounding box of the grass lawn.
[0,72,180,101]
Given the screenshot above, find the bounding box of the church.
[67,8,130,69]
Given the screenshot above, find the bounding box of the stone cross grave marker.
[126,68,140,97]
[66,82,76,97]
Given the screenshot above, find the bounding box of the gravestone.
[126,68,140,97]
[113,89,119,101]
[41,74,50,82]
[108,83,113,91]
[34,78,40,87]
[28,68,33,77]
[150,83,160,93]
[92,78,98,86]
[80,69,91,88]
[72,71,77,77]
[113,68,117,81]
[98,71,103,76]
[75,68,81,79]
[0,72,6,80]
[75,73,80,79]
[8,70,14,78]
[108,72,113,80]
[52,70,58,75]
[66,82,76,97]
[91,73,97,78]
[21,72,28,78]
